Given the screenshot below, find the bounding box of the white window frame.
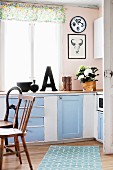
[0,21,63,91]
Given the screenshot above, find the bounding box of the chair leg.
[0,138,4,170]
[5,138,8,152]
[21,136,33,170]
[14,136,19,157]
[14,136,22,164]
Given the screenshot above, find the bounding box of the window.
[1,20,61,91]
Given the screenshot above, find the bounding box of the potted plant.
[76,65,99,91]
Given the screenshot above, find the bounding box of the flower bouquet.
[76,65,99,91]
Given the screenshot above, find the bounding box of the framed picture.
[68,34,86,59]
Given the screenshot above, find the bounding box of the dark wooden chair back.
[13,95,35,133]
[0,86,22,152]
[4,86,22,124]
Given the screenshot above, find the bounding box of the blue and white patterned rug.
[38,145,102,170]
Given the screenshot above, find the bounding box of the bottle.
[30,80,39,93]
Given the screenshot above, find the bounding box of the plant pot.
[82,81,96,92]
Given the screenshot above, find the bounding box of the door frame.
[104,0,113,154]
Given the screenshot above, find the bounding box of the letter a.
[40,66,58,91]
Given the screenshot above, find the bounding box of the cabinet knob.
[59,96,62,99]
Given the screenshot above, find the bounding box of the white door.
[104,0,113,153]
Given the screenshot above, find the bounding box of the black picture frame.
[70,16,87,33]
[68,34,86,59]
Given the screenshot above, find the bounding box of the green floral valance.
[0,2,65,23]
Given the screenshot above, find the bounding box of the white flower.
[78,75,84,80]
[84,68,92,76]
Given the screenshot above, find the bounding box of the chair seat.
[0,120,13,128]
[0,128,23,137]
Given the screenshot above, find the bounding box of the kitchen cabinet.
[94,17,103,59]
[8,95,58,143]
[57,95,83,140]
[0,92,102,143]
[8,96,45,143]
[98,111,103,141]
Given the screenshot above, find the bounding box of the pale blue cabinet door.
[58,95,83,140]
[98,111,103,141]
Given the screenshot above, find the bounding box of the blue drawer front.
[31,107,44,116]
[9,97,44,107]
[28,117,44,126]
[9,98,28,107]
[9,116,44,127]
[9,107,44,118]
[8,108,24,119]
[19,98,42,107]
[8,127,44,143]
[33,97,44,107]
[26,127,44,142]
[9,98,27,107]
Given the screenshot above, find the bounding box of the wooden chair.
[0,95,35,170]
[0,86,22,147]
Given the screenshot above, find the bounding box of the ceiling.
[5,0,102,8]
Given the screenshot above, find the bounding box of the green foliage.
[76,65,99,83]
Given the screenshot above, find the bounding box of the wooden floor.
[2,140,113,170]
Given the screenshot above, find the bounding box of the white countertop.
[0,89,103,95]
